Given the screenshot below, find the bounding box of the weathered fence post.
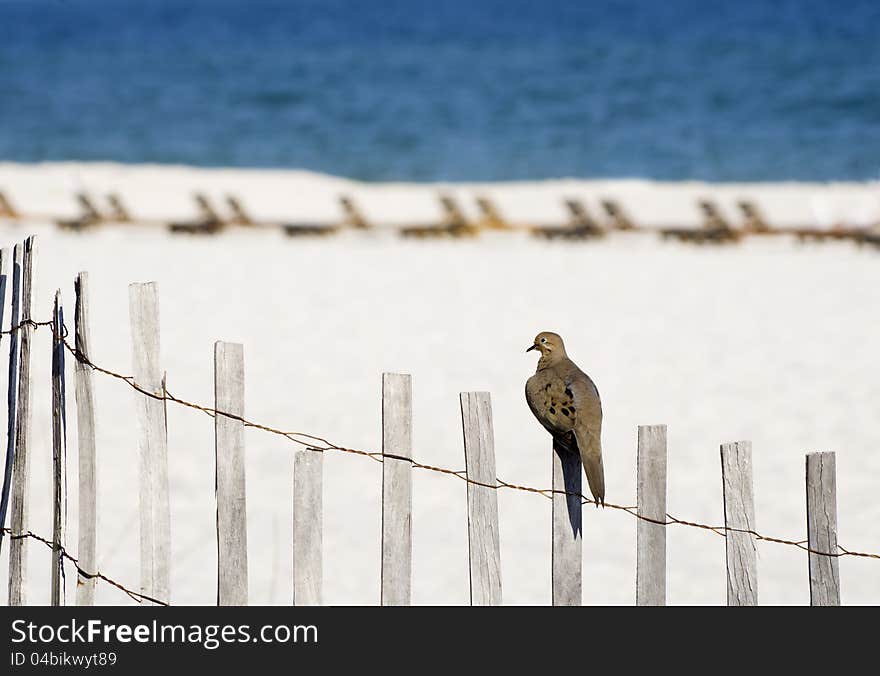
[552,441,581,605]
[806,452,839,606]
[0,248,6,354]
[721,440,758,605]
[0,246,17,556]
[381,373,412,606]
[636,425,667,606]
[460,392,502,606]
[74,273,98,605]
[214,341,248,606]
[51,290,66,606]
[129,282,171,604]
[293,449,322,606]
[9,235,36,606]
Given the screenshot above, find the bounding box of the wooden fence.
[0,235,858,606]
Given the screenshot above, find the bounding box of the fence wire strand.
[5,318,879,608]
[56,332,879,562]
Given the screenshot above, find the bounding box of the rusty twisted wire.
[5,318,879,608]
[56,333,880,562]
[1,527,167,605]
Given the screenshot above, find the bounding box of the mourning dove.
[525,331,605,506]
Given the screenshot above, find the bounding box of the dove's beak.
[525,344,537,353]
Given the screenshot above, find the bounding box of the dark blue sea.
[1,0,878,181]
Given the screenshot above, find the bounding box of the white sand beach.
[0,162,878,606]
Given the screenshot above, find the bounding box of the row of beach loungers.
[0,188,878,246]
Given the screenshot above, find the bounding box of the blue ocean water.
[1,0,878,181]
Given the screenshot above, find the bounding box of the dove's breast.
[525,370,577,437]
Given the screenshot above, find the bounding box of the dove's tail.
[574,428,605,507]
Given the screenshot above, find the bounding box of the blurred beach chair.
[226,195,255,226]
[168,193,224,234]
[280,194,346,237]
[738,200,771,234]
[532,198,605,240]
[0,190,18,219]
[793,222,863,243]
[57,192,104,231]
[857,223,880,249]
[600,199,636,230]
[475,196,510,230]
[661,199,741,244]
[401,194,477,238]
[107,193,133,222]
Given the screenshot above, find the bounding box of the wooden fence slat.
[0,248,6,356]
[74,272,98,605]
[636,424,667,606]
[0,246,17,557]
[806,452,840,606]
[552,441,581,605]
[51,290,66,606]
[721,440,758,606]
[129,281,171,604]
[293,449,322,606]
[381,372,412,606]
[214,341,248,606]
[9,235,36,606]
[460,391,502,606]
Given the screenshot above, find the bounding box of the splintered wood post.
[636,424,667,606]
[0,246,16,556]
[460,392,502,606]
[9,235,36,606]
[51,290,66,606]
[74,273,98,605]
[721,441,758,606]
[806,452,840,606]
[214,341,248,606]
[293,449,322,605]
[381,373,412,606]
[129,282,171,604]
[0,248,6,352]
[551,441,581,605]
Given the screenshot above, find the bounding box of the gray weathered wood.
[552,441,581,605]
[806,452,840,606]
[129,282,171,604]
[214,341,248,606]
[721,440,758,606]
[74,272,98,605]
[460,392,502,606]
[9,235,36,606]
[51,290,66,606]
[636,424,667,606]
[381,373,412,606]
[0,246,17,557]
[293,449,322,606]
[0,248,6,356]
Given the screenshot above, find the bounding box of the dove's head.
[526,331,566,361]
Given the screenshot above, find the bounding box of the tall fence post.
[460,392,502,606]
[51,290,67,606]
[293,449,322,606]
[381,373,412,606]
[551,441,581,605]
[74,272,98,605]
[721,440,758,605]
[0,246,18,556]
[806,452,840,606]
[129,281,171,604]
[636,425,667,606]
[9,235,36,606]
[214,341,248,606]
